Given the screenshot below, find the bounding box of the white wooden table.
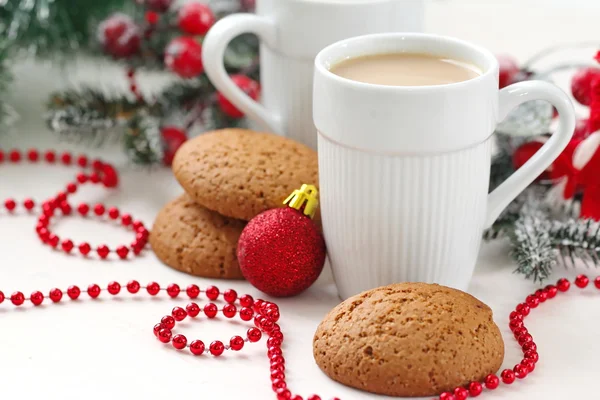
[0,1,598,399]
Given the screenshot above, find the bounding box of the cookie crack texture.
[171,129,320,226]
[313,282,504,397]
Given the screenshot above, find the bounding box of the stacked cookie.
[150,128,319,279]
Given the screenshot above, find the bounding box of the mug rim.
[314,32,498,92]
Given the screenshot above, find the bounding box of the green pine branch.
[45,86,159,141]
[124,112,163,165]
[0,0,131,58]
[508,194,557,282]
[552,219,600,268]
[0,40,14,129]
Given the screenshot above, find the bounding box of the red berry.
[144,0,173,12]
[217,75,260,118]
[178,2,215,35]
[145,10,159,25]
[97,14,141,58]
[571,67,600,106]
[497,54,520,89]
[160,127,187,166]
[165,37,203,78]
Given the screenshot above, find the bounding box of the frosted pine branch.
[551,219,600,268]
[509,193,558,282]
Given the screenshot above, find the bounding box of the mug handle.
[202,14,283,134]
[485,80,576,228]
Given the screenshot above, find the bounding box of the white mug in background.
[201,0,424,150]
[314,33,576,300]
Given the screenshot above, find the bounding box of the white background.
[1,1,600,399]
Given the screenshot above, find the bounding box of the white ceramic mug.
[314,33,576,300]
[202,0,424,150]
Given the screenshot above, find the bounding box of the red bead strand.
[1,149,149,259]
[0,268,590,399]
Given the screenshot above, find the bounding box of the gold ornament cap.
[283,184,319,219]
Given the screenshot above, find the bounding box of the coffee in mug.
[331,53,481,86]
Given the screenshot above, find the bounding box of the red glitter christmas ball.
[237,207,326,297]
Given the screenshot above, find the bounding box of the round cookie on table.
[171,128,319,222]
[150,194,245,279]
[313,282,504,397]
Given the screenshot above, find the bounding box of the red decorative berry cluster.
[96,1,261,166]
[0,275,596,400]
[1,148,148,259]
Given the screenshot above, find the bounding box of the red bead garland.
[126,275,594,400]
[1,147,595,399]
[2,148,148,259]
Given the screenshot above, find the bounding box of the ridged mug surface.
[318,134,492,300]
